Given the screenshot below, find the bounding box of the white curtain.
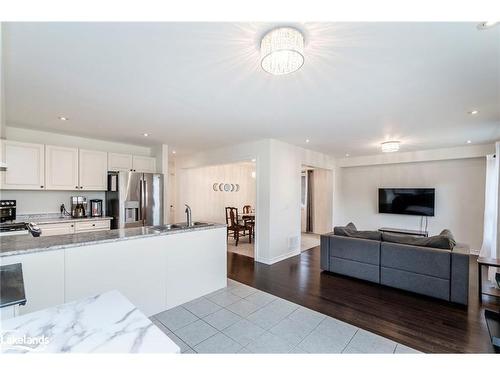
[480,142,500,285]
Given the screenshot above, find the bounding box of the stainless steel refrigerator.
[106,171,163,229]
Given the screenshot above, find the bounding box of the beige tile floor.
[151,279,422,354]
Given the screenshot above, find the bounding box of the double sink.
[149,222,214,233]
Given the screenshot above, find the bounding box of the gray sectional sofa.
[320,224,470,305]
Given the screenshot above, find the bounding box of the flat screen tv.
[378,188,435,216]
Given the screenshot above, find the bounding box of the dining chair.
[242,205,255,239]
[225,207,252,246]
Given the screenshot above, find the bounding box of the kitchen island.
[1,290,180,353]
[0,223,227,317]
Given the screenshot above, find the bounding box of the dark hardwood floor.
[227,246,500,353]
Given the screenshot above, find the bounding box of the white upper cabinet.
[1,140,45,190]
[45,145,79,190]
[132,155,156,173]
[79,149,108,190]
[108,152,133,172]
[2,141,157,191]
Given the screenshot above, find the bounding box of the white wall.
[336,157,486,250]
[176,162,256,224]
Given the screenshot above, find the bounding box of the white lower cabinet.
[0,250,65,315]
[1,227,226,318]
[74,220,110,233]
[64,236,168,317]
[38,222,75,236]
[164,228,226,309]
[38,220,110,237]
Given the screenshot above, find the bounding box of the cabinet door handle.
[80,186,83,189]
[75,186,79,189]
[40,185,44,188]
[92,224,96,226]
[70,224,74,227]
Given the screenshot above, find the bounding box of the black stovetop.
[0,263,27,308]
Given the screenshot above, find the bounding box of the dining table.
[238,212,255,220]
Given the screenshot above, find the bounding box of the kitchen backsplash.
[0,190,105,214]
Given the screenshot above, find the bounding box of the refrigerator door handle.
[142,178,147,225]
[139,176,143,224]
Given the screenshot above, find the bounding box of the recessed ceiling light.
[261,27,305,76]
[345,153,350,157]
[467,140,472,144]
[468,110,479,115]
[172,150,176,154]
[305,139,310,143]
[477,21,499,30]
[143,133,149,137]
[251,158,256,162]
[381,141,400,153]
[58,116,68,121]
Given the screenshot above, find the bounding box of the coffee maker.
[71,196,87,218]
[89,199,103,217]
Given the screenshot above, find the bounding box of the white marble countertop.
[0,290,180,353]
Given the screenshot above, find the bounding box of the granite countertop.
[0,290,180,353]
[0,263,26,308]
[0,223,226,257]
[16,214,113,225]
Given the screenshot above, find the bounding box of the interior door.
[142,173,163,227]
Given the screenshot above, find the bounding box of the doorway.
[176,160,257,258]
[300,165,333,251]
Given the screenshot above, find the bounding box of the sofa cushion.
[330,235,380,265]
[333,222,357,235]
[334,222,381,241]
[350,230,382,241]
[381,242,451,279]
[439,229,457,249]
[381,267,450,301]
[381,232,455,250]
[331,257,380,283]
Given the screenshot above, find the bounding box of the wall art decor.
[212,182,241,192]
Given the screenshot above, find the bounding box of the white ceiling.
[3,22,500,157]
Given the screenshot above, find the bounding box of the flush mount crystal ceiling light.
[261,27,304,75]
[381,141,400,153]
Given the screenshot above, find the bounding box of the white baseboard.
[256,249,300,265]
